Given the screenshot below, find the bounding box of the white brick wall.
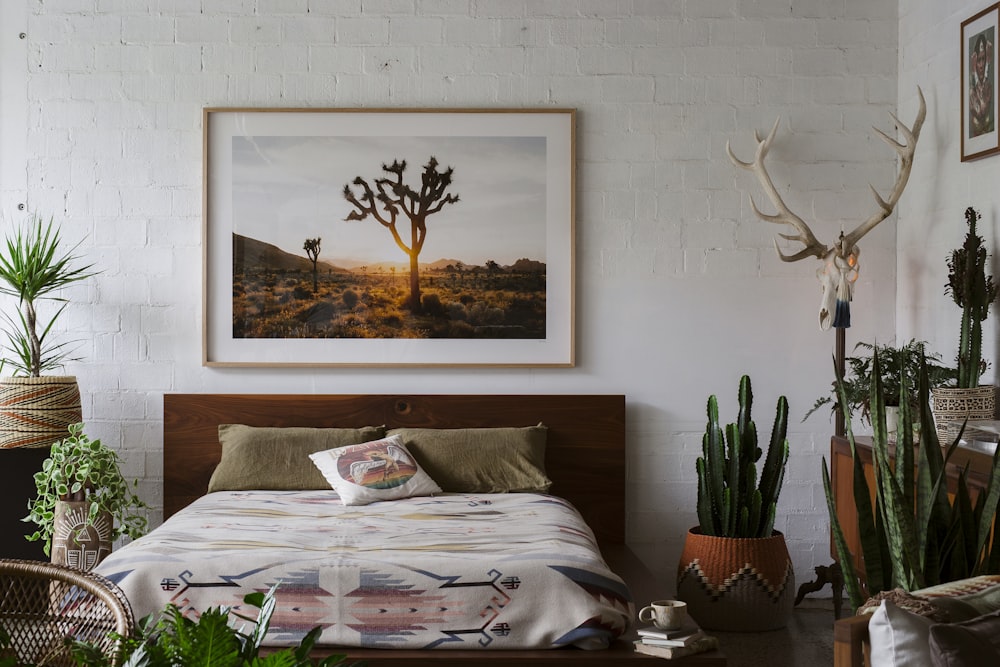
[7,0,904,588]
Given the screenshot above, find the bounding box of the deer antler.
[727,87,926,262]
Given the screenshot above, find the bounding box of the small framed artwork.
[203,108,575,367]
[962,3,1000,161]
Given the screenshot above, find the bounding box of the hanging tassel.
[832,257,853,329]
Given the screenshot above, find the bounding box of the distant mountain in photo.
[232,233,545,274]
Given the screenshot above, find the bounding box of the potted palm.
[23,423,147,570]
[931,206,999,440]
[676,375,794,631]
[0,214,97,449]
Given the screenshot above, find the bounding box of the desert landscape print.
[230,134,548,340]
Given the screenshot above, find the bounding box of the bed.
[96,394,706,666]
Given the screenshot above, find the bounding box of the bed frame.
[162,393,726,666]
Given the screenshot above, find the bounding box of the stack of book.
[633,620,719,659]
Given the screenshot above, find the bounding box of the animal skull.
[727,89,925,330]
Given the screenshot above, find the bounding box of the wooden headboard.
[163,394,626,545]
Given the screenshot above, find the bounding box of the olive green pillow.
[208,424,386,492]
[387,425,551,494]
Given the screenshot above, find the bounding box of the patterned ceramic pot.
[676,527,794,631]
[51,500,113,571]
[0,376,82,449]
[931,385,997,444]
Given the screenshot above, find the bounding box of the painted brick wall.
[897,1,1000,387]
[9,0,901,587]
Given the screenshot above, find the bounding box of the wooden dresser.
[830,435,996,574]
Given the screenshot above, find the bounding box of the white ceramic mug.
[638,599,687,630]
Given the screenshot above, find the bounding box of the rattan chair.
[0,559,133,667]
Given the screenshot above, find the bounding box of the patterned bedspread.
[95,490,634,650]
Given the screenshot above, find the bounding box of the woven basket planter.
[51,500,113,572]
[0,376,82,449]
[676,527,794,631]
[931,385,997,444]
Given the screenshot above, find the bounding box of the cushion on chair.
[929,609,1000,666]
[868,600,935,667]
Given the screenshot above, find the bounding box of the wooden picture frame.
[203,108,575,367]
[962,3,1000,161]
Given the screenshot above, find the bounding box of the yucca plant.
[696,375,790,538]
[0,214,97,376]
[822,347,1000,612]
[945,206,998,388]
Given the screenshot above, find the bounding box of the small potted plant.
[676,375,794,631]
[932,206,999,439]
[0,214,98,449]
[804,339,956,437]
[23,423,147,570]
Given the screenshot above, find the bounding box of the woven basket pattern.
[0,377,82,449]
[0,558,133,667]
[931,386,997,443]
[676,528,794,631]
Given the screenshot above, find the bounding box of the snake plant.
[696,375,789,539]
[946,206,998,388]
[822,347,1000,611]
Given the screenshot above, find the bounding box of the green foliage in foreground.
[0,587,361,667]
[822,347,1000,612]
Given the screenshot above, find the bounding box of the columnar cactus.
[696,375,789,538]
[946,207,998,388]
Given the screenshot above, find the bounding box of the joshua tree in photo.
[343,156,460,312]
[303,237,321,294]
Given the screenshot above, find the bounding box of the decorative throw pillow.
[208,424,387,492]
[309,434,442,506]
[387,425,551,493]
[921,575,1000,622]
[868,600,934,667]
[929,609,1000,666]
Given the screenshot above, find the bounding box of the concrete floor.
[711,597,836,666]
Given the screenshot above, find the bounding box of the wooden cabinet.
[830,435,995,576]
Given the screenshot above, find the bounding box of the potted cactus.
[676,375,794,631]
[932,206,999,439]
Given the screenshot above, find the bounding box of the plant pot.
[676,527,794,631]
[931,385,997,444]
[0,376,82,449]
[51,500,113,571]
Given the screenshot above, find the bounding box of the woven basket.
[931,385,997,444]
[676,527,794,631]
[0,376,82,449]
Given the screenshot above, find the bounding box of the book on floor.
[633,635,719,659]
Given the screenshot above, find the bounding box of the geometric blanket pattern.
[96,490,633,650]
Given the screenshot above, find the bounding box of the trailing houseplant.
[931,206,1000,438]
[822,347,1000,612]
[804,339,956,427]
[23,423,147,568]
[0,214,98,449]
[677,375,795,631]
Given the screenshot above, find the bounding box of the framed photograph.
[203,108,575,367]
[962,3,1000,161]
